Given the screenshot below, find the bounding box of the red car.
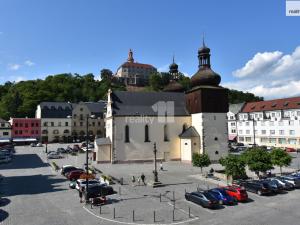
[223,185,248,202]
[285,147,296,152]
[67,169,85,181]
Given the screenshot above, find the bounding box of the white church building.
[95,43,229,163]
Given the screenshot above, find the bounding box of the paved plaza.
[1,144,300,225]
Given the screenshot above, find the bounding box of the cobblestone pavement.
[1,144,300,225]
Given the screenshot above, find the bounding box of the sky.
[0,0,300,99]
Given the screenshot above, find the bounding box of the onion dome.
[191,41,221,87]
[163,80,184,92]
[169,55,178,74]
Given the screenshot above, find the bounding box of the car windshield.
[203,192,216,200]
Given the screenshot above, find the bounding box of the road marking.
[83,205,199,225]
[182,201,215,214]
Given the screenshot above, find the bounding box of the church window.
[215,151,219,155]
[125,125,130,143]
[145,125,150,142]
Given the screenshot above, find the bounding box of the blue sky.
[0,0,300,99]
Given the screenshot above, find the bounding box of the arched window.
[164,124,169,142]
[182,123,187,133]
[42,130,48,134]
[97,130,102,135]
[125,125,130,143]
[63,129,70,134]
[145,125,150,142]
[79,130,85,136]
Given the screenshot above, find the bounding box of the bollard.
[172,209,175,221]
[99,205,102,214]
[90,202,93,209]
[173,200,175,210]
[132,210,135,222]
[153,211,156,223]
[173,191,175,202]
[113,208,115,219]
[197,184,199,191]
[189,207,191,218]
[185,189,186,194]
[159,193,161,202]
[119,186,121,196]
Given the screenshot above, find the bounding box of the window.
[269,138,276,143]
[246,130,250,134]
[3,132,8,136]
[245,137,252,142]
[230,122,235,126]
[270,130,275,135]
[297,111,300,116]
[20,123,23,127]
[288,139,297,145]
[262,130,266,135]
[278,138,286,144]
[80,114,83,120]
[42,130,48,134]
[36,123,38,127]
[25,123,28,128]
[43,122,48,126]
[261,138,268,143]
[214,137,218,141]
[15,123,18,127]
[145,125,150,142]
[19,130,22,134]
[289,130,295,135]
[80,108,83,111]
[80,122,83,126]
[1,123,4,127]
[92,122,95,126]
[279,121,284,126]
[164,124,169,142]
[65,122,68,126]
[51,122,54,126]
[215,151,219,155]
[98,122,101,126]
[271,113,276,117]
[31,123,34,127]
[74,122,76,126]
[58,122,61,126]
[230,116,234,120]
[269,121,274,126]
[31,130,34,134]
[246,122,249,126]
[231,129,236,133]
[15,130,18,135]
[239,130,243,134]
[239,137,244,142]
[279,130,285,135]
[125,125,130,143]
[289,121,294,126]
[64,130,70,134]
[213,115,216,120]
[238,122,243,126]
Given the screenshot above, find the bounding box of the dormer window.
[284,101,289,107]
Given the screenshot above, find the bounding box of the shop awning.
[228,135,237,141]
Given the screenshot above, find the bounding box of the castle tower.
[127,49,134,63]
[185,40,229,162]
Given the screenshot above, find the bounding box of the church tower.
[163,56,184,92]
[185,40,229,162]
[127,49,134,63]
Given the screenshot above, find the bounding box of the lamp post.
[153,142,158,183]
[45,123,48,153]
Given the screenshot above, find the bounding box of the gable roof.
[120,62,156,69]
[111,91,189,116]
[229,103,245,114]
[179,126,200,138]
[0,118,8,123]
[242,97,300,113]
[40,102,74,118]
[85,101,106,118]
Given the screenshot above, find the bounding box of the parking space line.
[83,205,199,225]
[178,200,215,214]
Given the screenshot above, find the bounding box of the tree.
[149,72,162,91]
[100,69,113,80]
[270,148,292,174]
[219,155,247,180]
[192,152,211,173]
[242,147,273,178]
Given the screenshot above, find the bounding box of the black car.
[185,191,219,208]
[83,185,115,199]
[264,179,284,193]
[240,180,272,195]
[61,166,79,176]
[57,148,68,154]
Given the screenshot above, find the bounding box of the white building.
[227,103,245,142]
[230,97,300,149]
[0,118,11,142]
[95,43,229,163]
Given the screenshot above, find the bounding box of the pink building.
[10,118,41,141]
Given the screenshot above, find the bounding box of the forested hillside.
[0,72,263,120]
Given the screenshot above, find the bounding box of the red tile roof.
[242,97,300,113]
[121,62,156,69]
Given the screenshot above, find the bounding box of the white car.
[75,179,103,190]
[36,143,43,147]
[47,152,63,159]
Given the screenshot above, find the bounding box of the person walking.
[141,173,146,185]
[160,161,163,171]
[137,177,141,186]
[132,176,136,185]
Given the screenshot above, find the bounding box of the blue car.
[208,188,236,205]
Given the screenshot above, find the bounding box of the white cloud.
[8,64,21,71]
[225,46,300,99]
[24,60,35,66]
[158,63,169,72]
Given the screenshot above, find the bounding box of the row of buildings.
[0,101,106,144]
[228,97,300,149]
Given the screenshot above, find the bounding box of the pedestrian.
[141,173,146,185]
[160,161,163,171]
[132,175,136,185]
[137,177,141,185]
[79,187,83,203]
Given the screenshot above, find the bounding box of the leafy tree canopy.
[192,152,211,173]
[220,155,247,179]
[270,148,292,174]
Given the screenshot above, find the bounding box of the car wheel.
[257,190,262,196]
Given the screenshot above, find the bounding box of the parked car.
[240,180,272,195]
[285,147,296,152]
[81,147,94,152]
[223,185,248,202]
[57,148,67,154]
[280,176,300,188]
[67,169,85,181]
[185,191,219,209]
[30,143,37,147]
[61,165,79,176]
[47,152,63,159]
[75,179,103,190]
[270,177,294,191]
[263,179,284,193]
[73,145,81,152]
[83,185,114,199]
[208,188,235,205]
[0,150,13,158]
[66,146,73,153]
[36,143,43,147]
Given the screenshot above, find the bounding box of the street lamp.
[68,114,95,202]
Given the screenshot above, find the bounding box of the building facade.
[72,101,106,141]
[115,49,157,86]
[9,118,41,141]
[0,118,11,141]
[231,97,300,149]
[227,103,245,142]
[95,43,229,163]
[36,102,73,143]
